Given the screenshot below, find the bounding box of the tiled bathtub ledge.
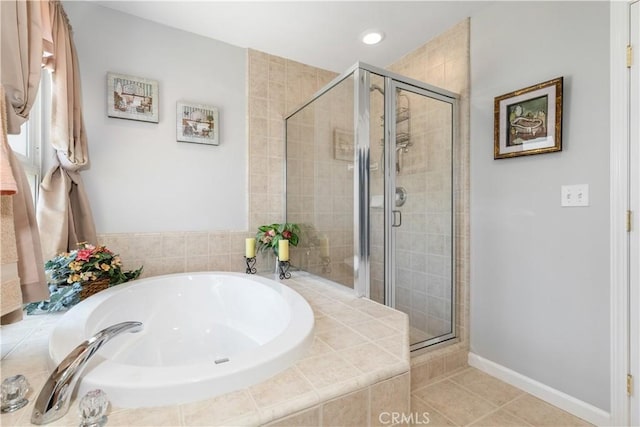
[0,273,410,427]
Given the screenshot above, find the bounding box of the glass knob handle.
[1,374,30,413]
[78,389,110,427]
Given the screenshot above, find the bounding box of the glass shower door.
[387,81,455,350]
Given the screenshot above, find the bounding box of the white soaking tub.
[48,272,314,408]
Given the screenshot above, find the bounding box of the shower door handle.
[392,210,402,227]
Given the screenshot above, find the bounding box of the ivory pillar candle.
[278,240,289,262]
[245,238,256,258]
[320,236,330,258]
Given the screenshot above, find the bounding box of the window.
[6,71,51,207]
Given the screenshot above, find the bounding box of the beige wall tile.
[208,254,231,271]
[266,406,321,427]
[160,257,186,274]
[444,348,467,373]
[106,406,182,426]
[186,232,209,257]
[133,233,163,259]
[321,389,369,427]
[296,353,359,389]
[181,390,258,426]
[315,326,368,351]
[162,232,186,258]
[337,342,401,374]
[186,256,209,272]
[348,319,397,340]
[97,233,130,258]
[302,337,334,359]
[411,360,431,391]
[249,367,315,409]
[410,395,456,426]
[314,316,344,333]
[370,373,410,427]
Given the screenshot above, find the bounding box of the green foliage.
[256,223,300,256]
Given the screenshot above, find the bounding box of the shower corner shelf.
[396,133,410,145]
[347,162,379,171]
[396,107,410,123]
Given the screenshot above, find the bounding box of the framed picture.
[177,102,219,145]
[107,72,159,123]
[494,77,563,159]
[333,129,354,161]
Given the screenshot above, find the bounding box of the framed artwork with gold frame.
[494,77,563,159]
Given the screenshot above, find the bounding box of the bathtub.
[48,272,315,408]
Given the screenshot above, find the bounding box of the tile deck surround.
[0,273,410,426]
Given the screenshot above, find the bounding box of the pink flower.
[282,230,292,239]
[267,229,276,237]
[77,249,93,261]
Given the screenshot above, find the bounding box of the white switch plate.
[561,184,589,207]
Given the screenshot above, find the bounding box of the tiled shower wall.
[386,19,471,379]
[246,50,337,231]
[371,93,454,342]
[98,50,337,274]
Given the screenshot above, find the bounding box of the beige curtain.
[1,0,44,134]
[37,0,96,260]
[2,84,46,325]
[0,1,49,323]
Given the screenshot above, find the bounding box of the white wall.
[63,2,247,233]
[470,2,610,411]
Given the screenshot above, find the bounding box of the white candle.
[245,238,256,258]
[278,239,289,262]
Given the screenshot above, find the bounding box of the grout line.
[464,405,535,427]
[411,370,463,394]
[447,369,527,411]
[411,392,459,426]
[443,376,507,410]
[413,375,448,393]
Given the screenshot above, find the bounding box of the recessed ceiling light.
[361,30,385,45]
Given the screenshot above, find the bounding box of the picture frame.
[176,102,219,145]
[333,128,354,161]
[494,77,563,159]
[107,72,159,123]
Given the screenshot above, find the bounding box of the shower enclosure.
[285,63,457,351]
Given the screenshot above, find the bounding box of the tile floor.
[411,367,593,427]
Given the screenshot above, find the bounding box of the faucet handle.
[1,374,30,413]
[78,389,109,427]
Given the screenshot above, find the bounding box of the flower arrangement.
[47,243,142,286]
[25,243,143,315]
[256,223,300,257]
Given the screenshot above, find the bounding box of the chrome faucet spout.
[31,321,143,425]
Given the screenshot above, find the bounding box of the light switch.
[561,184,589,207]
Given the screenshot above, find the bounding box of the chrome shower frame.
[285,62,459,351]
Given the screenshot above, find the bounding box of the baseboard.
[468,353,611,426]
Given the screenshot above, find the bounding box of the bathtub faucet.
[31,321,143,425]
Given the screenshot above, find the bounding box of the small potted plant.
[25,243,143,314]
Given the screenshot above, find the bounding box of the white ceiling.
[92,1,490,72]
